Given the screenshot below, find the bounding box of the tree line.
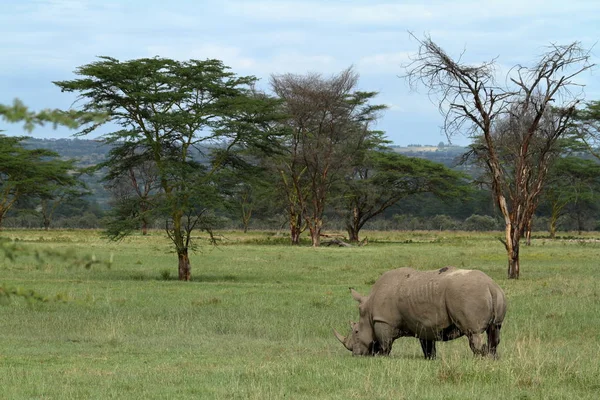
[1,35,598,280]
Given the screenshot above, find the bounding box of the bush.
[430,214,460,231]
[463,214,501,231]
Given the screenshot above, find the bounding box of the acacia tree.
[574,100,600,153]
[404,36,592,278]
[339,150,470,242]
[1,99,105,231]
[39,170,89,230]
[270,68,386,246]
[55,57,281,281]
[0,135,83,229]
[542,157,600,238]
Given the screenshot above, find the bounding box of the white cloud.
[224,1,435,24]
[145,44,257,68]
[267,52,339,74]
[358,52,413,74]
[224,0,600,26]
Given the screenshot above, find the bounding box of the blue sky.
[1,0,598,146]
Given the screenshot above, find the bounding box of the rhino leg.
[373,322,396,356]
[467,332,487,356]
[486,323,502,358]
[419,339,436,359]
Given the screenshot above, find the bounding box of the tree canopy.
[338,150,471,242]
[267,67,387,246]
[0,135,81,228]
[54,56,283,280]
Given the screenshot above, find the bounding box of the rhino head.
[333,289,378,356]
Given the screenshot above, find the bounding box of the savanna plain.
[0,229,599,399]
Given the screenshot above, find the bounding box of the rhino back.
[443,269,505,333]
[368,268,452,336]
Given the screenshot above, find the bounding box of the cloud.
[146,44,257,68]
[144,43,341,78]
[224,0,600,27]
[224,1,435,24]
[358,52,413,74]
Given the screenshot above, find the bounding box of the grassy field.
[1,229,599,399]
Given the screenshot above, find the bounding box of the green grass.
[1,229,599,399]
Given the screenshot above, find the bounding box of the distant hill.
[24,138,113,209]
[23,138,112,166]
[27,139,471,169]
[389,144,472,171]
[22,138,476,209]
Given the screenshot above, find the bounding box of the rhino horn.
[350,288,366,304]
[333,328,352,351]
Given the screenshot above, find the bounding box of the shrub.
[463,214,501,231]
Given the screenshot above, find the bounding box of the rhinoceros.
[333,266,506,358]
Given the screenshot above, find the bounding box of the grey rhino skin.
[334,266,507,358]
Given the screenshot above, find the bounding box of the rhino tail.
[488,284,507,325]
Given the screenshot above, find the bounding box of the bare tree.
[270,68,385,246]
[404,35,592,278]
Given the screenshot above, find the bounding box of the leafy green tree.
[1,100,111,303]
[338,150,470,242]
[269,68,387,246]
[0,135,83,228]
[1,98,104,132]
[541,156,600,237]
[217,164,278,233]
[1,98,107,231]
[55,57,281,281]
[574,100,600,155]
[39,170,89,230]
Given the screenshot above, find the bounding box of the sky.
[1,0,599,146]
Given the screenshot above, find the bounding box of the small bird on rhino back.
[333,266,507,359]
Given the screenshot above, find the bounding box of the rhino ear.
[350,288,366,304]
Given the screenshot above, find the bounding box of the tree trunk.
[505,225,520,279]
[142,219,148,235]
[549,217,557,239]
[549,201,564,239]
[347,226,359,243]
[290,212,302,245]
[346,206,361,243]
[241,209,251,233]
[525,218,532,246]
[309,225,321,247]
[577,213,584,235]
[497,193,520,279]
[308,215,323,247]
[171,209,191,281]
[508,249,520,279]
[291,228,301,245]
[178,249,191,281]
